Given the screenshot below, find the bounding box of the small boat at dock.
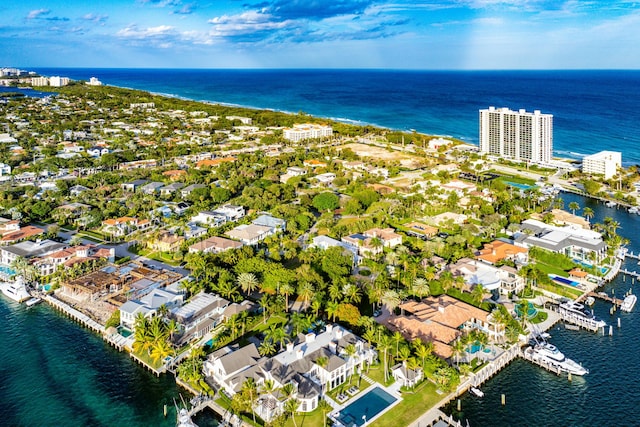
[621,294,637,313]
[605,201,617,208]
[470,387,484,397]
[585,296,595,306]
[26,297,42,307]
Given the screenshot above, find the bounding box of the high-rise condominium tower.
[479,106,553,164]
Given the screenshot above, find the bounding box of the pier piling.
[501,394,505,406]
[618,318,621,328]
[609,326,613,336]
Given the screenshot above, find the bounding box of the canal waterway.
[445,192,640,426]
[0,295,220,426]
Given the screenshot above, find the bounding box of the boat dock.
[583,291,623,307]
[44,295,105,334]
[521,347,564,376]
[620,269,640,279]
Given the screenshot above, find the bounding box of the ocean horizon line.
[26,67,640,73]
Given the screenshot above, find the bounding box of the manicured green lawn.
[365,364,395,387]
[250,314,288,333]
[370,381,443,427]
[284,407,327,427]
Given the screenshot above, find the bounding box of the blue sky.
[2,0,639,69]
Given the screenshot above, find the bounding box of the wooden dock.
[620,269,640,279]
[586,291,623,307]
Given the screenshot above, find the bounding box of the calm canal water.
[445,192,640,426]
[0,296,220,426]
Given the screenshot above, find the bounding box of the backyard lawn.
[370,381,443,427]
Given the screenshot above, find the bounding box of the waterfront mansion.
[514,219,607,263]
[203,324,376,422]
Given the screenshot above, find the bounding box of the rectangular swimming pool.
[550,274,580,287]
[335,387,397,426]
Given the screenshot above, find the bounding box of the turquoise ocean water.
[5,69,640,426]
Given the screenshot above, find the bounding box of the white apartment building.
[87,77,102,86]
[283,124,333,142]
[31,77,49,86]
[582,151,621,180]
[479,107,553,164]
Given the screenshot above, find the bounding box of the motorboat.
[26,297,42,307]
[621,294,637,313]
[528,342,589,376]
[0,276,31,303]
[629,206,639,214]
[605,201,617,208]
[470,387,484,397]
[585,296,595,306]
[558,300,606,328]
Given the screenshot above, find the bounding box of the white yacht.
[528,342,589,376]
[605,201,617,208]
[558,300,607,328]
[621,294,637,313]
[0,276,31,303]
[629,206,639,214]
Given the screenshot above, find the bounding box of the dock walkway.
[44,295,105,334]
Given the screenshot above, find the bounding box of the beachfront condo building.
[582,151,621,179]
[283,124,333,142]
[479,107,553,165]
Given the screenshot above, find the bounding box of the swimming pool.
[514,301,538,319]
[0,265,16,277]
[549,274,580,287]
[504,181,536,190]
[334,387,397,426]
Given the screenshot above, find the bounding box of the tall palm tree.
[280,282,294,312]
[284,398,300,427]
[568,201,580,215]
[318,399,332,427]
[583,206,594,223]
[241,378,258,424]
[297,282,315,307]
[377,334,392,382]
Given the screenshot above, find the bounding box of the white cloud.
[116,25,175,39]
[207,10,292,37]
[27,9,50,19]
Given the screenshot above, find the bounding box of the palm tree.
[471,284,485,305]
[412,277,430,299]
[318,399,332,427]
[583,206,594,223]
[284,398,300,427]
[568,201,580,215]
[414,341,433,370]
[280,282,294,312]
[150,339,173,363]
[297,282,315,308]
[377,334,392,382]
[451,338,466,367]
[343,283,361,304]
[241,378,258,424]
[259,340,277,356]
[381,289,401,313]
[326,301,339,322]
[265,323,288,350]
[236,272,259,295]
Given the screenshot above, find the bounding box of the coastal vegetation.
[0,81,632,427]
